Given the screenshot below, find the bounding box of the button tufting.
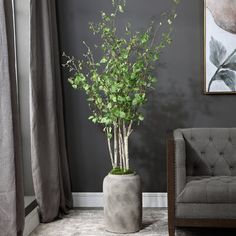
[210,165,214,169]
[219,152,224,155]
[229,137,232,142]
[201,151,205,154]
[209,137,213,141]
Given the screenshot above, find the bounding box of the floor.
[30,208,236,236]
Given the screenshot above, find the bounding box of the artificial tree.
[63,0,179,174]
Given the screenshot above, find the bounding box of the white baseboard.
[23,207,40,236]
[72,192,167,208]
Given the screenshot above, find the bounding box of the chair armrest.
[173,129,186,197]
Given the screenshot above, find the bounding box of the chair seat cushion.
[177,176,236,203]
[176,203,236,219]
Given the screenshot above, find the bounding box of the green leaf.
[118,5,124,13]
[138,115,144,121]
[101,117,112,125]
[97,97,102,104]
[92,117,98,123]
[110,95,117,102]
[119,111,126,118]
[111,85,117,93]
[87,97,94,102]
[125,96,131,101]
[101,12,106,18]
[118,96,125,102]
[83,84,90,91]
[173,0,181,4]
[132,99,138,106]
[141,33,149,44]
[100,57,107,63]
[68,78,74,85]
[103,27,110,34]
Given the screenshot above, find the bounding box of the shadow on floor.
[177,227,236,236]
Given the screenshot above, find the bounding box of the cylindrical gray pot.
[103,173,142,234]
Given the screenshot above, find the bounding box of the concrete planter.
[103,173,142,234]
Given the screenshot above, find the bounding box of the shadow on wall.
[129,72,234,192]
[187,75,234,127]
[187,76,214,123]
[130,73,189,192]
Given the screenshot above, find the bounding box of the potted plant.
[62,0,179,233]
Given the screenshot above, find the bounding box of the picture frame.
[204,0,236,94]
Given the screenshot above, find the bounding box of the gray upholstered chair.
[167,128,236,236]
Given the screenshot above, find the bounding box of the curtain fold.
[0,0,25,235]
[30,0,73,223]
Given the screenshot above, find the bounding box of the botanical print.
[205,0,236,93]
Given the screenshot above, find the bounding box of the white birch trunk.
[106,120,133,171]
[113,123,118,167]
[122,122,128,170]
[120,132,125,170]
[127,121,133,136]
[107,137,114,167]
[124,135,129,170]
[118,123,123,169]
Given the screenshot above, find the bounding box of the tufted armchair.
[167,128,236,236]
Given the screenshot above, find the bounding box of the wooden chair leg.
[168,226,175,236]
[167,133,176,236]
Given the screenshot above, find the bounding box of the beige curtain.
[29,0,73,222]
[0,0,25,235]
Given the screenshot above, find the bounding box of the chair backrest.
[180,128,236,176]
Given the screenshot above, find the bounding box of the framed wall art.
[204,0,236,94]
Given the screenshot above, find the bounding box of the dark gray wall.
[57,0,236,192]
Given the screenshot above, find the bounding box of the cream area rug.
[30,209,236,236]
